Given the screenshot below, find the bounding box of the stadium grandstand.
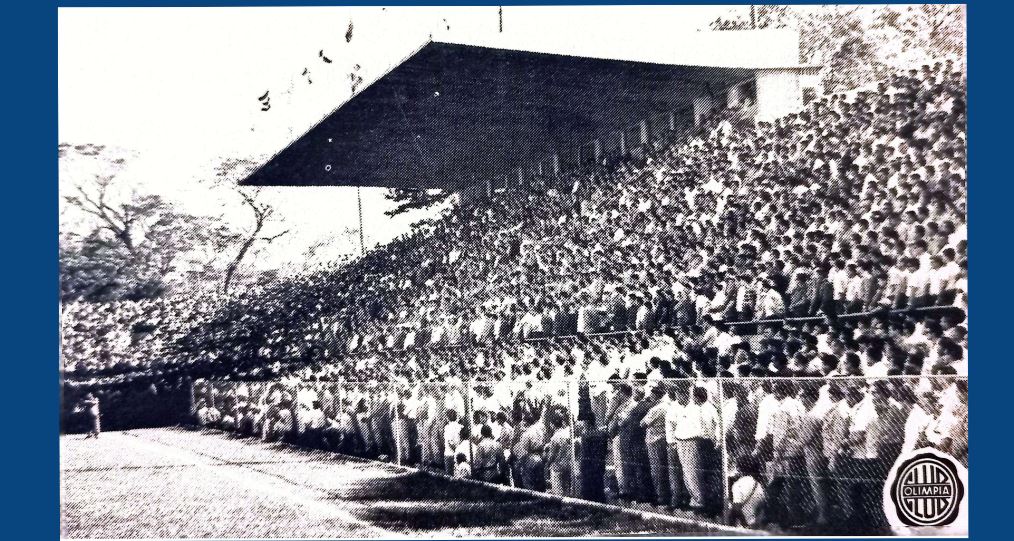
[61,28,967,536]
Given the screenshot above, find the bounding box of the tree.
[707,5,966,94]
[384,188,451,217]
[867,5,965,66]
[709,5,791,31]
[61,167,225,302]
[211,157,290,296]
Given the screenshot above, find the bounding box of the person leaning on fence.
[620,382,656,503]
[764,380,807,529]
[843,382,907,534]
[392,400,413,465]
[606,381,635,498]
[332,398,360,454]
[236,405,254,436]
[797,384,829,526]
[573,381,609,503]
[923,379,968,465]
[299,400,327,449]
[663,382,694,510]
[196,398,221,428]
[639,382,670,507]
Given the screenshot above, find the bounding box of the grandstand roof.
[241,39,763,189]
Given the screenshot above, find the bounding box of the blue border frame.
[8,1,1006,540]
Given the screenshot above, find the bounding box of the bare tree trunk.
[223,235,257,297]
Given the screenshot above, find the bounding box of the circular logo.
[890,452,964,527]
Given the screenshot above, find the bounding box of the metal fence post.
[569,379,578,498]
[463,376,473,463]
[187,379,195,424]
[719,377,729,520]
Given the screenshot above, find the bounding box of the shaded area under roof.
[242,41,751,189]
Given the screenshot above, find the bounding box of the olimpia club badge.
[884,447,968,535]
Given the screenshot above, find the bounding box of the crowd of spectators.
[160,60,965,384]
[62,60,966,386]
[194,358,966,533]
[61,295,225,376]
[168,59,966,373]
[64,59,967,532]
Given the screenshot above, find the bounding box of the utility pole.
[356,186,365,255]
[499,6,503,33]
[750,5,757,29]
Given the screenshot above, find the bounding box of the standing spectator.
[639,383,670,507]
[845,382,906,534]
[545,415,573,496]
[443,409,464,474]
[766,381,806,529]
[78,393,102,438]
[797,385,828,526]
[454,452,472,479]
[474,424,507,484]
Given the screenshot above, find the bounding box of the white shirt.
[769,397,805,455]
[754,393,780,442]
[901,404,933,455]
[665,400,719,442]
[444,421,464,457]
[301,408,326,431]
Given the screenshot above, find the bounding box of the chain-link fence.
[189,375,966,534]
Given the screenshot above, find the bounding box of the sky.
[58,6,727,271]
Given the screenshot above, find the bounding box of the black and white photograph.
[59,4,968,538]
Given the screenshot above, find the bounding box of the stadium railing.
[188,373,967,535]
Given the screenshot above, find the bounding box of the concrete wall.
[755,68,803,122]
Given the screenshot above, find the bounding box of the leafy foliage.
[708,5,965,94]
[384,188,451,217]
[61,174,227,302]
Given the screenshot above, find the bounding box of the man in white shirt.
[844,383,906,534]
[662,383,688,509]
[665,384,717,511]
[765,382,806,528]
[900,390,934,455]
[752,381,779,446]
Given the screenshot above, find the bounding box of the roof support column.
[639,119,649,146]
[552,153,561,175]
[619,131,627,155]
[692,93,713,126]
[593,139,602,164]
